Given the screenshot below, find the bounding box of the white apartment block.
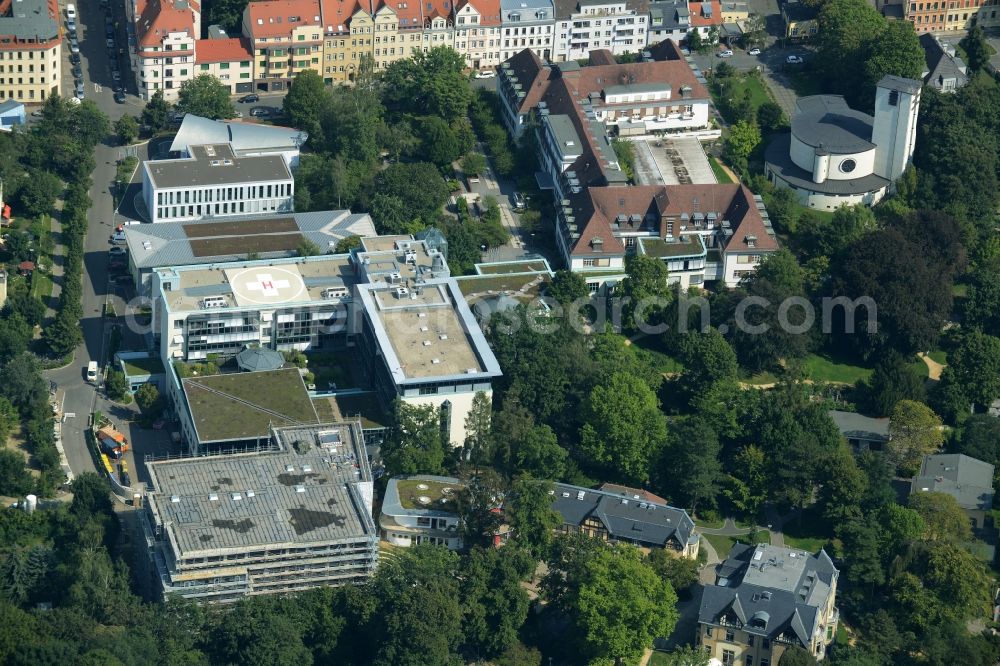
[454,0,503,69]
[142,143,293,223]
[499,0,555,62]
[553,0,648,62]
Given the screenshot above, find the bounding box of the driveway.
[689,43,810,119]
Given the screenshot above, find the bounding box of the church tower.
[871,75,922,186]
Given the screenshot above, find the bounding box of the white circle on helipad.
[226,266,306,306]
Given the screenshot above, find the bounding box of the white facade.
[499,0,555,62]
[455,2,503,69]
[871,78,921,184]
[134,28,200,102]
[379,476,464,550]
[553,0,648,61]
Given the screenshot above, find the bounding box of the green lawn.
[782,534,829,553]
[802,353,872,384]
[927,350,947,365]
[910,358,929,378]
[703,533,736,558]
[630,336,684,375]
[712,72,772,124]
[456,273,543,296]
[477,261,548,275]
[952,283,969,298]
[122,356,165,377]
[29,270,52,303]
[708,155,735,184]
[743,370,779,386]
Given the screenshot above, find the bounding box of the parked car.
[786,55,804,64]
[109,246,127,256]
[114,90,126,103]
[69,52,80,65]
[106,38,116,49]
[110,230,126,244]
[249,106,269,117]
[112,70,121,82]
[69,39,79,54]
[717,49,734,58]
[72,65,82,78]
[30,110,42,117]
[474,70,495,79]
[511,191,526,211]
[67,19,76,34]
[748,47,761,55]
[239,93,260,103]
[66,3,76,19]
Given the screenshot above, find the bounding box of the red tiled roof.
[320,0,364,33]
[587,49,617,66]
[245,0,322,39]
[422,0,455,24]
[572,59,709,102]
[690,0,722,26]
[457,0,500,25]
[598,483,670,505]
[136,0,196,48]
[194,37,251,63]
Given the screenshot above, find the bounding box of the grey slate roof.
[235,347,285,372]
[1,0,58,41]
[920,34,968,91]
[144,143,291,189]
[764,134,890,195]
[828,410,890,442]
[169,114,308,155]
[649,0,689,30]
[699,544,839,649]
[0,100,23,114]
[551,482,695,548]
[911,453,995,511]
[124,210,376,270]
[791,95,876,154]
[878,74,922,95]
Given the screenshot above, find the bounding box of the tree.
[654,645,711,666]
[940,331,1000,412]
[455,469,506,550]
[463,391,492,464]
[334,235,363,253]
[955,415,1000,474]
[580,372,667,484]
[460,546,530,660]
[283,70,329,145]
[548,269,588,307]
[887,400,943,475]
[297,238,321,257]
[0,315,31,364]
[0,397,17,444]
[176,74,235,119]
[71,101,111,148]
[908,491,972,542]
[613,253,672,335]
[862,21,924,97]
[756,101,786,133]
[113,114,139,145]
[140,89,171,132]
[416,116,461,167]
[135,383,160,412]
[864,350,926,416]
[382,46,472,121]
[960,25,992,72]
[646,549,699,595]
[545,538,678,665]
[779,646,818,666]
[963,264,1000,337]
[105,370,130,403]
[211,600,313,666]
[17,171,61,218]
[837,519,885,590]
[653,417,722,514]
[383,402,447,476]
[724,120,761,170]
[375,162,450,225]
[0,354,45,411]
[878,502,924,559]
[0,450,32,496]
[687,29,704,53]
[675,327,738,401]
[743,13,767,47]
[461,152,487,178]
[815,0,890,102]
[725,446,768,522]
[505,478,561,558]
[491,400,568,479]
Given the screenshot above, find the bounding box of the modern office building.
[169,113,309,168]
[141,421,378,603]
[0,0,61,103]
[142,143,294,223]
[132,0,201,101]
[149,235,501,449]
[699,544,840,663]
[124,210,375,293]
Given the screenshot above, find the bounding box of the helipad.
[225,265,307,306]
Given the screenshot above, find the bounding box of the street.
[45,0,139,479]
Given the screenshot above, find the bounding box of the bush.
[135,384,160,412]
[105,371,131,403]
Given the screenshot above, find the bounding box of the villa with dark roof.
[764,76,922,210]
[911,453,995,530]
[699,543,840,663]
[550,482,699,557]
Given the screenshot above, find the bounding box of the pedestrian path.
[43,200,65,320]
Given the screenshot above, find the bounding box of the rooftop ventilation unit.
[246,490,255,498]
[208,493,219,501]
[465,368,477,374]
[395,287,409,297]
[439,334,448,340]
[295,485,306,493]
[431,358,441,364]
[231,493,242,501]
[170,495,180,503]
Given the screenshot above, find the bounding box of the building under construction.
[140,421,377,603]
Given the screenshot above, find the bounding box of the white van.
[86,361,98,384]
[66,3,76,19]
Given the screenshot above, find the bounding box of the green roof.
[182,368,319,443]
[122,356,165,377]
[639,236,705,259]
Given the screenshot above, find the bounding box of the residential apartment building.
[133,0,200,101]
[142,143,294,223]
[0,0,61,103]
[242,0,323,92]
[553,0,649,62]
[142,421,378,603]
[455,0,502,70]
[647,0,690,43]
[905,0,984,32]
[499,0,554,62]
[551,482,699,556]
[420,0,458,57]
[919,33,968,91]
[194,36,255,93]
[699,544,840,664]
[319,0,357,83]
[380,475,464,549]
[688,0,722,37]
[370,0,407,71]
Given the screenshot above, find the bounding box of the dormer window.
[591,237,604,252]
[745,235,757,248]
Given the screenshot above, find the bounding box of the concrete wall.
[401,389,486,447]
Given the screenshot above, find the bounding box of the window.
[839,158,857,173]
[747,636,754,646]
[745,658,753,666]
[722,651,736,666]
[706,627,714,638]
[888,89,899,106]
[762,639,770,650]
[725,630,735,642]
